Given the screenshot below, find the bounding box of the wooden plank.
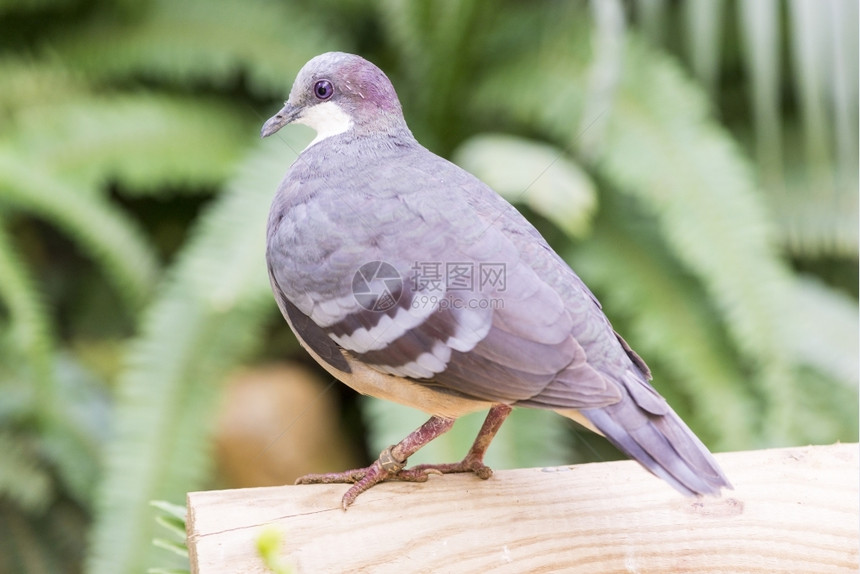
[187,443,859,573]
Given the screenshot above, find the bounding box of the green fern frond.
[779,276,859,389]
[9,93,255,194]
[150,501,187,544]
[787,0,834,180]
[453,134,598,239]
[0,56,84,117]
[603,49,791,348]
[0,152,159,307]
[599,35,839,440]
[737,0,784,189]
[380,0,482,89]
[633,0,669,47]
[576,0,626,160]
[55,0,342,97]
[741,0,857,257]
[776,182,859,257]
[85,134,307,574]
[469,11,591,142]
[149,500,186,523]
[378,0,485,150]
[151,538,188,559]
[792,367,859,445]
[0,216,55,411]
[0,223,108,506]
[777,123,858,257]
[682,0,724,97]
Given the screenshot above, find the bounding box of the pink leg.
[410,403,512,479]
[295,404,513,509]
[295,415,456,509]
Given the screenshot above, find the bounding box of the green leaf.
[453,134,598,238]
[154,516,186,541]
[149,500,187,522]
[577,0,625,159]
[683,0,725,96]
[256,526,292,574]
[777,124,859,256]
[152,538,188,559]
[737,0,784,187]
[599,35,806,440]
[787,0,833,176]
[634,0,669,46]
[779,276,859,389]
[8,94,254,194]
[0,217,55,411]
[0,57,84,117]
[0,152,160,308]
[55,0,343,97]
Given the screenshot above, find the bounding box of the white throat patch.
[297,101,354,148]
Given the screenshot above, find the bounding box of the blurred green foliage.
[0,0,856,572]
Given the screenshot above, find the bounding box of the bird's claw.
[295,446,494,509]
[295,446,433,509]
[410,457,494,480]
[294,469,364,485]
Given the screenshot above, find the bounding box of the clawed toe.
[294,467,368,485]
[472,464,493,480]
[410,458,494,480]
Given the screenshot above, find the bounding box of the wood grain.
[187,443,859,573]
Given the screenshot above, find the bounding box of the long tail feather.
[571,383,731,496]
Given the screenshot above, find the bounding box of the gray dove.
[262,52,730,509]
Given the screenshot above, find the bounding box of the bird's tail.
[559,376,731,496]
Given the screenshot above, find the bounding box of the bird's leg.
[295,415,456,509]
[409,403,512,479]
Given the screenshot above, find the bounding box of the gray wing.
[266,142,627,409]
[268,261,352,373]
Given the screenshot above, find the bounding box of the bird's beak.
[260,102,301,138]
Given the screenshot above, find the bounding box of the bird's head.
[260,52,407,143]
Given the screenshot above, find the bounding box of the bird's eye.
[314,80,334,100]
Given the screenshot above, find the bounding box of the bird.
[261,51,731,510]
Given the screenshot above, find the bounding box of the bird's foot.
[295,445,442,509]
[408,455,494,480]
[294,408,511,509]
